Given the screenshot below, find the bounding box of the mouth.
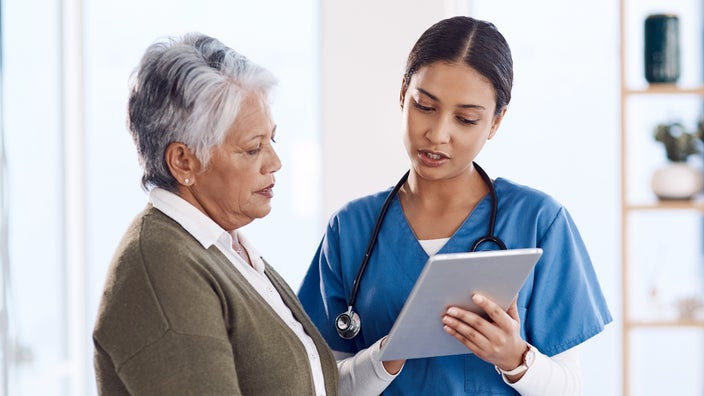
[417,149,450,167]
[255,183,275,198]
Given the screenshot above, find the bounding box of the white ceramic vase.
[651,162,703,200]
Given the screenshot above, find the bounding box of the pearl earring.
[184,178,190,185]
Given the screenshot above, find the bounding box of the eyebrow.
[245,125,277,143]
[417,88,486,110]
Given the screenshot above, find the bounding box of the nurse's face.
[401,61,505,181]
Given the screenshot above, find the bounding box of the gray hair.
[127,32,277,192]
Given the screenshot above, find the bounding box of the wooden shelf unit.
[619,1,704,395]
[624,84,704,95]
[626,320,704,329]
[624,200,704,211]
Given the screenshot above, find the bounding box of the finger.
[472,294,513,329]
[442,311,491,349]
[443,323,485,356]
[445,306,493,339]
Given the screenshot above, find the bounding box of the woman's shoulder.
[114,206,205,264]
[329,187,394,223]
[494,178,564,215]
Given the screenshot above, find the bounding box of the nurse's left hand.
[442,294,526,371]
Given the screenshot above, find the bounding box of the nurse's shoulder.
[493,177,566,223]
[326,187,395,229]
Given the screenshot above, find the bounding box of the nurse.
[298,16,612,395]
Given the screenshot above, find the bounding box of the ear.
[399,77,408,109]
[164,142,201,186]
[488,106,507,140]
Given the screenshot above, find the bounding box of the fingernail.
[473,294,483,303]
[447,308,458,316]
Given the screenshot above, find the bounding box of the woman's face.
[188,94,281,231]
[401,61,504,182]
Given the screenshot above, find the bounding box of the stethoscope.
[335,162,507,339]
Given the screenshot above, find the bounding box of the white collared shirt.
[149,188,327,396]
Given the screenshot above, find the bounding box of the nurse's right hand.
[442,294,526,374]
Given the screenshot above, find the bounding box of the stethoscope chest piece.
[335,308,361,339]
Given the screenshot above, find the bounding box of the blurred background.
[1,0,703,395]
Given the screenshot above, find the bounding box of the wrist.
[495,343,535,377]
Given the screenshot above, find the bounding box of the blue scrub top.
[298,177,612,395]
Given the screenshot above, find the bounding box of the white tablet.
[378,248,542,361]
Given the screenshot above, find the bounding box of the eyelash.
[457,117,478,126]
[413,99,478,125]
[412,100,434,112]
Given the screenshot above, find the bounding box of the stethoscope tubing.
[347,170,409,309]
[345,162,506,316]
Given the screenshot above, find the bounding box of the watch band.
[495,344,534,376]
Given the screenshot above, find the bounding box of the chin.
[413,165,446,180]
[256,206,273,218]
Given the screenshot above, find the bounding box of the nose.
[424,115,452,145]
[264,144,282,174]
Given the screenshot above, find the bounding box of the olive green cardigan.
[93,206,338,395]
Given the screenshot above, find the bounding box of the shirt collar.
[235,231,266,273]
[149,188,267,274]
[149,187,226,249]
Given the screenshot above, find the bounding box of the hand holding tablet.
[379,248,542,361]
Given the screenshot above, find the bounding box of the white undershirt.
[417,237,450,256]
[149,188,397,395]
[417,237,583,395]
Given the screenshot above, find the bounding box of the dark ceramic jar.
[644,14,680,83]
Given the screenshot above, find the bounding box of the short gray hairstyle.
[127,32,277,192]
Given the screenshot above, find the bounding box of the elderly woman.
[92,33,403,395]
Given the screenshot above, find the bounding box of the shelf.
[618,1,704,394]
[624,200,704,212]
[624,84,704,95]
[626,320,704,329]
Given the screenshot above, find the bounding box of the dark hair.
[402,16,513,116]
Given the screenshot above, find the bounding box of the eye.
[246,147,261,156]
[456,116,479,126]
[412,100,434,112]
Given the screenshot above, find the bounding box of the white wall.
[320,1,446,219]
[320,1,621,395]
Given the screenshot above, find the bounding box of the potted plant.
[651,121,704,200]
